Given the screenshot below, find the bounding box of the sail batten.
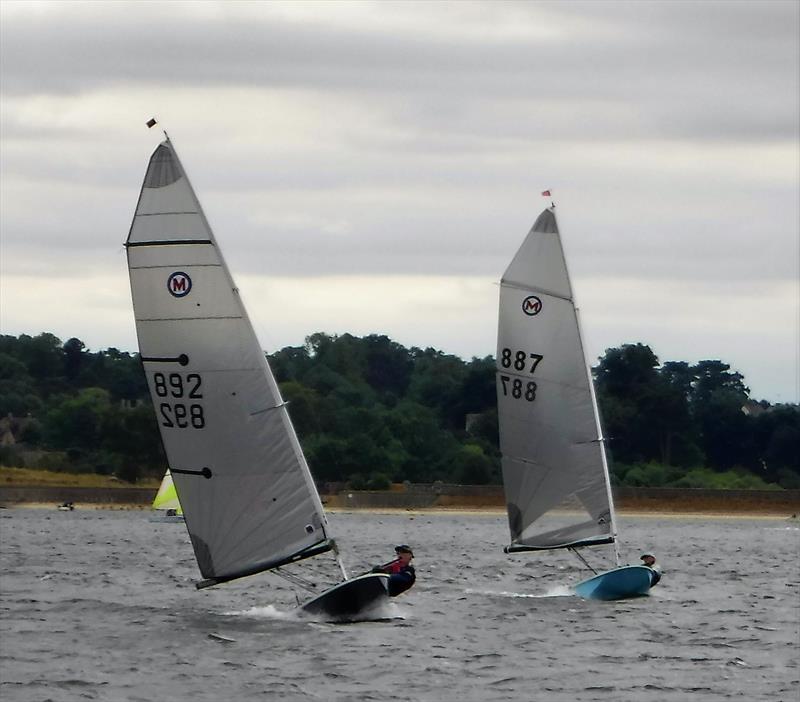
[127,239,213,247]
[499,281,574,304]
[127,139,330,585]
[498,207,616,554]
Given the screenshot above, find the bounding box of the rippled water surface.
[1,509,798,701]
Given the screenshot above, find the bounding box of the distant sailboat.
[150,469,184,522]
[126,134,391,617]
[496,206,660,600]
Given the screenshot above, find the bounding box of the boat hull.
[573,565,657,601]
[300,573,390,619]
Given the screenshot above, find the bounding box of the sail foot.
[194,539,334,589]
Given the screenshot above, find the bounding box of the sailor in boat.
[640,553,662,585]
[372,545,416,596]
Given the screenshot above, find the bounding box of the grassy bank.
[2,468,797,517]
[0,466,159,488]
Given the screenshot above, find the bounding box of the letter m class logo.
[522,295,542,316]
[167,271,192,298]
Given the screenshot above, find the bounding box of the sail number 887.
[499,347,542,403]
[500,375,537,402]
[153,372,205,429]
[500,348,543,373]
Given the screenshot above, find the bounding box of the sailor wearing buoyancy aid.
[373,545,416,597]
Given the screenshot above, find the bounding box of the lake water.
[0,509,797,701]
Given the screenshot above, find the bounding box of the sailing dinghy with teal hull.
[496,206,660,600]
[126,135,389,618]
[572,565,658,600]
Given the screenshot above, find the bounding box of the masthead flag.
[541,190,551,197]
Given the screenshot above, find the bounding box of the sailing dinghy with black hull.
[496,205,661,600]
[126,134,389,618]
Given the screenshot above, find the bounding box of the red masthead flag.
[541,190,551,197]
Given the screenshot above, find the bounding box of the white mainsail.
[126,138,331,587]
[152,469,182,514]
[497,207,617,553]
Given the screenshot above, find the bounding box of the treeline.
[0,332,797,489]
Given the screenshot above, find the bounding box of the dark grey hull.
[299,573,390,619]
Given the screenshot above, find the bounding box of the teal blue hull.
[573,565,657,601]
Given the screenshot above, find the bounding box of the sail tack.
[497,209,615,551]
[126,140,330,585]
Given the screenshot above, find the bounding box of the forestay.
[497,208,616,552]
[126,139,331,586]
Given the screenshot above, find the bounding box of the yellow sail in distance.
[152,470,183,515]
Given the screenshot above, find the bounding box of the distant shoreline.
[3,504,796,521]
[1,484,797,517]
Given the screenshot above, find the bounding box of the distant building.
[0,414,35,446]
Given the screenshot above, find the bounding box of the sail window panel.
[501,217,573,299]
[497,373,599,460]
[134,177,200,219]
[129,266,242,320]
[129,211,208,243]
[502,453,612,549]
[167,405,326,579]
[499,412,609,527]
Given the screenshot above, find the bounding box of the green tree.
[42,388,112,451]
[63,337,86,380]
[452,444,496,485]
[594,344,662,463]
[362,334,413,398]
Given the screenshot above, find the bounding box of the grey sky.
[1,0,798,402]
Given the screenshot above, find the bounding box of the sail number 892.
[153,372,205,429]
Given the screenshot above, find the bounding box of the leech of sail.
[500,280,574,303]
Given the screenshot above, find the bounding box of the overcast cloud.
[1,0,798,402]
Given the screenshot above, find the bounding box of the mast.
[556,201,620,567]
[575,305,620,567]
